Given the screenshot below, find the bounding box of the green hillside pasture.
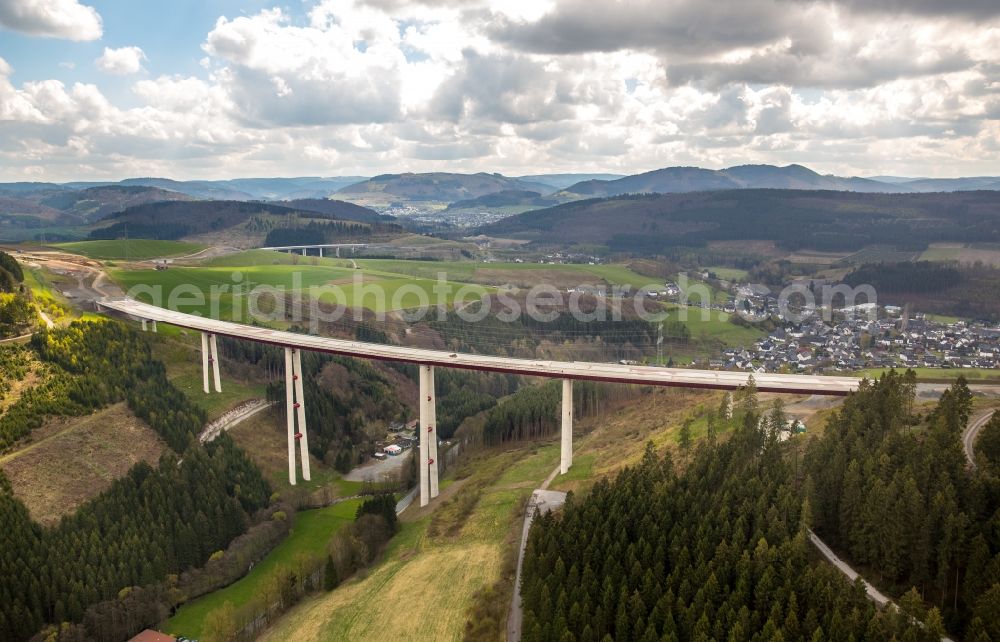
[165,499,362,640]
[353,259,664,288]
[661,304,764,349]
[706,266,749,281]
[205,249,348,268]
[109,264,490,316]
[56,239,205,260]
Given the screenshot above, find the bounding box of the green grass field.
[56,240,205,260]
[165,499,362,640]
[260,447,558,642]
[344,258,665,289]
[706,266,749,281]
[109,262,492,316]
[662,304,764,348]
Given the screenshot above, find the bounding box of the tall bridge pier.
[200,332,222,394]
[284,348,311,485]
[419,365,440,507]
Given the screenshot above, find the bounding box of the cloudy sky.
[0,0,998,181]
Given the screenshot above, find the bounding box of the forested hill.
[0,250,32,339]
[337,172,553,202]
[559,163,893,198]
[274,198,394,224]
[0,320,273,641]
[806,372,1000,638]
[522,404,931,641]
[522,373,997,641]
[478,189,1000,253]
[87,200,359,241]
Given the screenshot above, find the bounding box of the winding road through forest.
[963,409,995,469]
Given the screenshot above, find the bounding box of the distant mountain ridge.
[88,199,392,242]
[561,164,897,197]
[336,172,554,202]
[444,189,559,211]
[40,185,194,222]
[0,176,372,201]
[514,173,627,190]
[478,190,1000,253]
[272,198,394,224]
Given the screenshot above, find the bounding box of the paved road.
[963,409,995,469]
[0,333,31,345]
[199,399,275,443]
[508,465,566,642]
[343,449,413,482]
[808,530,955,641]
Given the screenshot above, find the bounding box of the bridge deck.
[98,297,859,395]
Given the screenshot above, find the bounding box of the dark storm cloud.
[488,0,804,56]
[668,45,975,89]
[429,50,576,124]
[800,0,1000,18]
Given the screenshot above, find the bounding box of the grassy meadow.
[165,500,363,640]
[55,239,205,260]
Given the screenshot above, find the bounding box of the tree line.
[200,494,400,642]
[0,321,278,641]
[806,371,1000,638]
[0,434,271,641]
[520,390,940,641]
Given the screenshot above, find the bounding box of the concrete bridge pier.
[141,318,147,332]
[301,248,307,256]
[151,320,157,333]
[210,334,222,393]
[201,332,222,393]
[201,333,211,393]
[284,348,312,485]
[561,379,573,474]
[292,349,311,482]
[419,364,440,507]
[319,247,323,258]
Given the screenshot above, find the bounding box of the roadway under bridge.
[97,297,860,507]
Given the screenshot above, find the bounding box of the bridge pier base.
[151,320,157,333]
[419,365,439,507]
[284,348,312,485]
[560,379,573,474]
[141,319,147,332]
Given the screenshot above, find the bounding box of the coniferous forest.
[0,321,272,641]
[521,374,999,641]
[807,373,1000,639]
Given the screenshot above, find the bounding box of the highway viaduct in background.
[259,243,368,257]
[97,297,860,508]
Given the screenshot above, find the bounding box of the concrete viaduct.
[259,243,368,258]
[97,297,860,508]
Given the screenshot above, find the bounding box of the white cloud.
[0,1,999,180]
[95,46,147,75]
[0,0,101,41]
